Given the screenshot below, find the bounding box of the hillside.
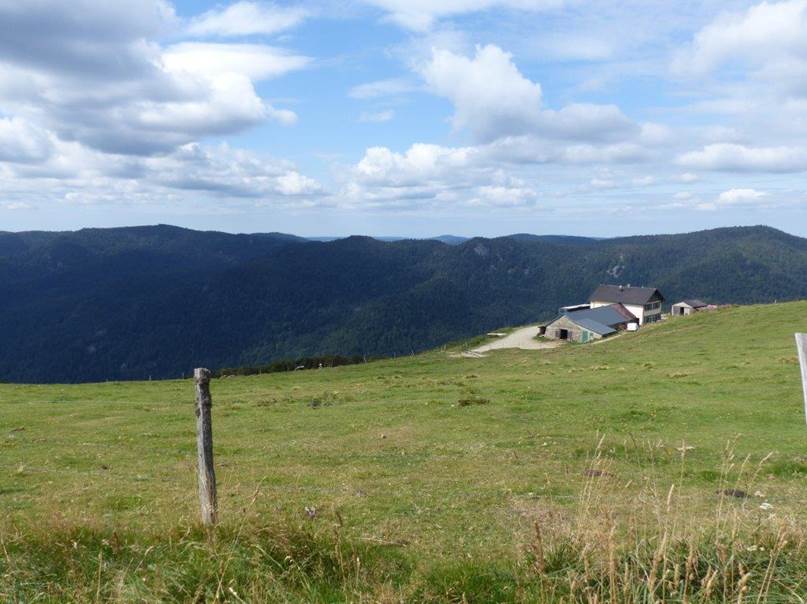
[2,225,807,383]
[2,302,807,601]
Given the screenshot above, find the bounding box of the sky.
[1,0,807,238]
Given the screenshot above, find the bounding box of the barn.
[543,303,638,343]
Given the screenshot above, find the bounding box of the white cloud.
[538,103,638,142]
[677,143,807,172]
[159,42,310,127]
[361,0,563,31]
[717,188,768,204]
[0,0,325,216]
[639,123,673,145]
[673,0,807,113]
[419,45,642,146]
[275,171,322,196]
[533,33,615,62]
[559,142,649,163]
[1,201,32,210]
[0,141,324,208]
[674,1,807,76]
[341,132,657,210]
[486,136,651,164]
[342,143,544,209]
[697,187,769,210]
[129,72,289,140]
[349,78,417,99]
[5,0,806,228]
[468,184,538,207]
[420,45,542,142]
[590,177,617,189]
[142,143,322,198]
[187,2,308,37]
[163,43,310,81]
[0,118,54,164]
[359,110,395,123]
[264,106,299,126]
[0,2,307,157]
[354,144,479,186]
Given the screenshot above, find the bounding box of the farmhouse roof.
[589,285,664,305]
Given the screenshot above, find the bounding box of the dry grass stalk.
[531,520,546,575]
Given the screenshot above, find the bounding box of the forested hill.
[2,224,806,383]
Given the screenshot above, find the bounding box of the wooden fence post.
[194,367,218,525]
[796,334,807,425]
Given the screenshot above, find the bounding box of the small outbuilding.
[544,303,638,343]
[671,299,708,316]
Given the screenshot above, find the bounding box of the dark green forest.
[2,224,806,383]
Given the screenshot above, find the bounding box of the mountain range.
[2,224,806,383]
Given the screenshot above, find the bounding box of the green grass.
[2,302,807,601]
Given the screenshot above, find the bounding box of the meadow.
[2,301,807,602]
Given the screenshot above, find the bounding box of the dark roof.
[679,299,708,308]
[589,285,664,305]
[573,318,617,336]
[545,303,637,337]
[565,303,637,328]
[610,303,639,322]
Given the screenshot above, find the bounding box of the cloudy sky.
[2,0,807,237]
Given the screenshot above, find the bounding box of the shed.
[671,299,708,316]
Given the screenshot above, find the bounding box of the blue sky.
[1,0,807,237]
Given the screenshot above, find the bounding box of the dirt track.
[460,326,560,357]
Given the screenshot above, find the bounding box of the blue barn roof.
[547,303,637,337]
[565,304,635,328]
[573,318,617,336]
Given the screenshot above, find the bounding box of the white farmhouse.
[589,285,664,325]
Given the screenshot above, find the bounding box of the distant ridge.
[432,235,468,245]
[299,234,600,245]
[506,234,601,245]
[303,235,468,244]
[1,224,806,383]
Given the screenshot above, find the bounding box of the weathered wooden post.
[194,367,218,525]
[796,334,807,425]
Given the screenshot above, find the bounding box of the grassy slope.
[2,301,807,601]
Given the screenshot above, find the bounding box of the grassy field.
[2,302,807,602]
